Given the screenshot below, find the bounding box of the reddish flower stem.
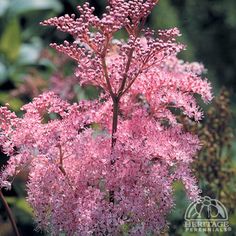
[111,96,119,153]
[102,22,144,202]
[109,97,119,203]
[0,190,20,236]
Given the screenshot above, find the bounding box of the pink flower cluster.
[0,1,212,235]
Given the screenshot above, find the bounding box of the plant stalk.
[111,96,119,150]
[0,190,20,236]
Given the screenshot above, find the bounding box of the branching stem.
[102,20,146,203]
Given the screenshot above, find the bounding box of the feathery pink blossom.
[0,1,212,235]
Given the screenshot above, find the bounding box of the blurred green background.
[0,0,235,235]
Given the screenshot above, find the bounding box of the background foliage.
[0,0,235,235]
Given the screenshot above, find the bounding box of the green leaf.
[0,0,9,16]
[17,43,41,65]
[8,0,63,15]
[0,61,7,84]
[15,198,34,216]
[0,92,24,111]
[5,197,32,215]
[5,197,34,224]
[38,58,57,71]
[0,18,21,61]
[151,0,179,29]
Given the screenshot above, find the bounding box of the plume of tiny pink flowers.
[0,0,213,235]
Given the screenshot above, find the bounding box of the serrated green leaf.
[0,18,21,61]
